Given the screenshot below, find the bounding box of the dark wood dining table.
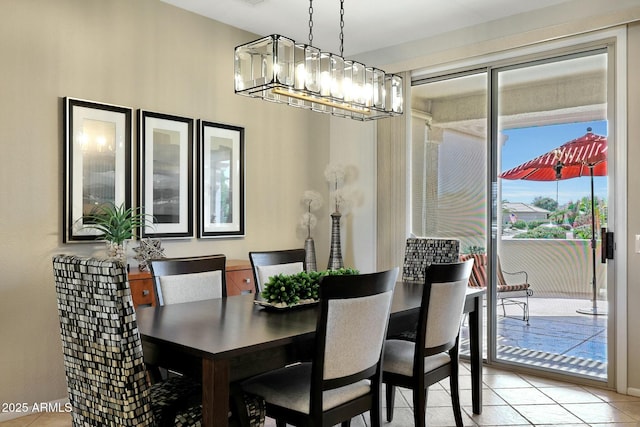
[136,283,485,427]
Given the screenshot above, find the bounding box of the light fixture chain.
[308,0,314,46]
[339,0,344,56]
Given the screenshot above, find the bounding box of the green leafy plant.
[261,268,359,306]
[463,245,485,255]
[513,225,567,239]
[80,202,151,244]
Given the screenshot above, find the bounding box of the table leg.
[202,358,230,427]
[468,294,483,414]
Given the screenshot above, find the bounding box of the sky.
[500,120,608,207]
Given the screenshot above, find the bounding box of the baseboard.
[627,387,640,397]
[0,397,70,422]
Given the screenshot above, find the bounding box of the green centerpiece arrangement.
[261,268,359,308]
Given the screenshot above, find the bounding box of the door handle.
[600,227,614,262]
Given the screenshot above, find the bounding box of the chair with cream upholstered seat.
[249,249,306,294]
[241,268,398,427]
[149,254,226,306]
[383,260,473,427]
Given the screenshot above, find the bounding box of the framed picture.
[198,121,245,238]
[63,97,132,242]
[139,110,194,238]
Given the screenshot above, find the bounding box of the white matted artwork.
[198,120,244,238]
[139,110,193,238]
[63,97,132,242]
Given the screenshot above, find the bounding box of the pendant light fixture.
[234,0,403,121]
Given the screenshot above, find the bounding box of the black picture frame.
[198,120,245,238]
[138,110,194,238]
[63,97,132,242]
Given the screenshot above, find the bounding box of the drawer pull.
[142,290,150,296]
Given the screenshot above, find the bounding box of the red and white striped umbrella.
[499,130,607,181]
[499,128,608,315]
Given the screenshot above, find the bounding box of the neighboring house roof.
[503,202,550,214]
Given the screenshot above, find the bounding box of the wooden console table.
[128,259,254,308]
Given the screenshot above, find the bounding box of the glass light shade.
[234,34,403,121]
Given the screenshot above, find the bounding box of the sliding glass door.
[411,47,612,383]
[493,51,609,380]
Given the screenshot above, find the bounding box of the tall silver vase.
[327,212,344,270]
[304,237,317,272]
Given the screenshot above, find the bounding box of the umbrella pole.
[577,166,607,316]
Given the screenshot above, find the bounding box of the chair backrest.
[249,249,306,293]
[52,255,154,426]
[418,260,474,356]
[459,253,486,288]
[403,237,460,283]
[149,254,226,306]
[311,268,398,414]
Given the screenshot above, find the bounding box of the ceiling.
[160,0,575,57]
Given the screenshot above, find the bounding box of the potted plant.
[80,203,151,263]
[261,268,359,307]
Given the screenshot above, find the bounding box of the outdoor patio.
[461,296,608,380]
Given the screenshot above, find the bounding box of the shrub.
[513,225,567,239]
[512,220,527,230]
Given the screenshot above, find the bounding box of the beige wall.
[0,0,331,408]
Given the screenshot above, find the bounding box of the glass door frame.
[410,28,627,390]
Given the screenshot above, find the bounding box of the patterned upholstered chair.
[52,255,204,426]
[383,260,473,427]
[402,237,461,283]
[241,268,399,427]
[249,249,306,294]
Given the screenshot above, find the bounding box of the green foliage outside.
[261,268,359,306]
[504,195,606,240]
[511,220,528,230]
[532,196,558,212]
[464,245,486,254]
[512,225,568,239]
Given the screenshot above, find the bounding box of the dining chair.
[240,267,399,427]
[149,254,227,306]
[249,248,306,293]
[52,255,203,426]
[383,260,473,427]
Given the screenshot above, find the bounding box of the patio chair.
[460,253,533,324]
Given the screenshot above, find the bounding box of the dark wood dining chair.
[249,249,306,293]
[240,267,399,427]
[52,255,203,426]
[149,254,227,306]
[383,260,473,427]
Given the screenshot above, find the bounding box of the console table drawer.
[226,269,254,296]
[128,269,156,308]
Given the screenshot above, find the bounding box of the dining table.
[136,282,485,427]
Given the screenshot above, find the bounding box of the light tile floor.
[3,362,639,426]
